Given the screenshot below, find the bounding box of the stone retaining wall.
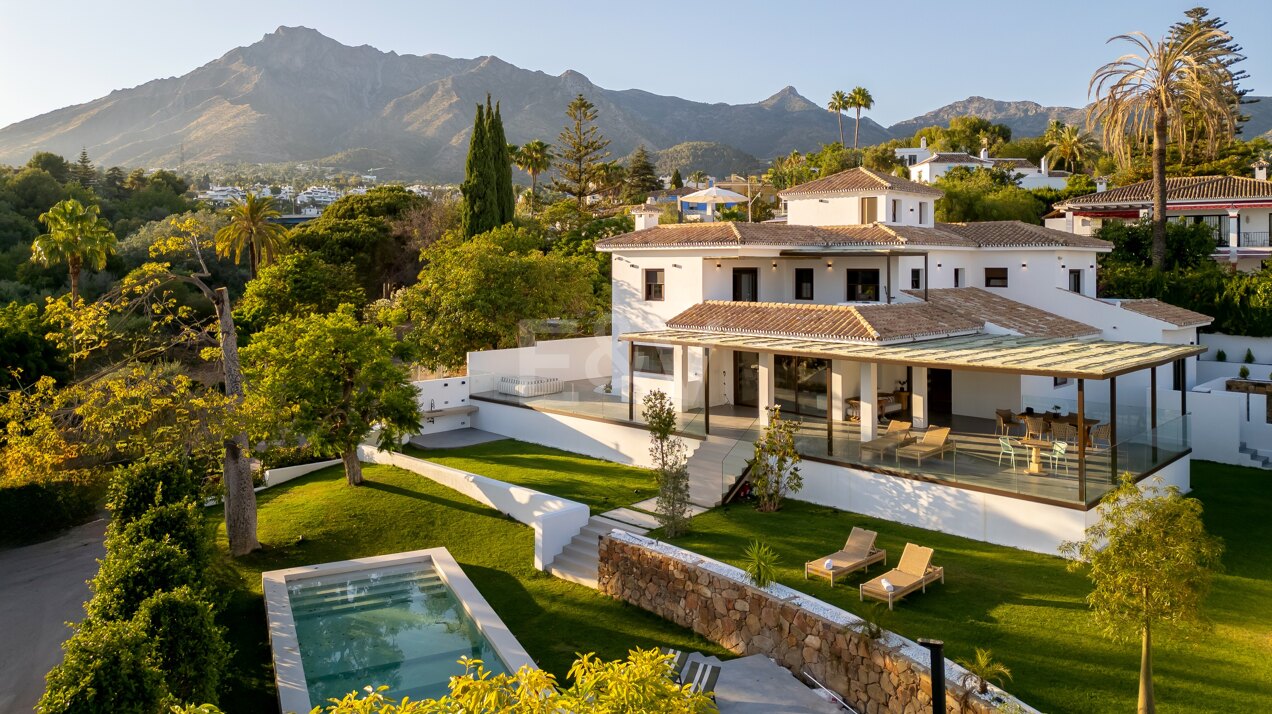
[599,533,1035,714]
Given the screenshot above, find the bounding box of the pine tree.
[1170,8,1252,132]
[486,97,515,223]
[460,103,496,238]
[623,145,662,203]
[551,94,610,207]
[70,147,97,186]
[669,168,683,189]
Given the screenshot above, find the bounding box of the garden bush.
[86,535,204,621]
[107,500,211,572]
[0,476,100,545]
[105,455,200,527]
[133,587,230,706]
[38,618,167,714]
[258,442,338,471]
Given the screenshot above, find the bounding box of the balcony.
[1241,231,1270,248]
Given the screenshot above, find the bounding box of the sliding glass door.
[774,355,829,418]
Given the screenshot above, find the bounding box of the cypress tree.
[460,103,494,238]
[485,97,515,223]
[670,168,683,189]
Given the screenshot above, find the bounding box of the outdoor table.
[1020,438,1052,475]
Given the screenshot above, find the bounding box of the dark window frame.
[984,267,1009,288]
[633,345,674,375]
[643,268,665,301]
[1068,268,1083,293]
[845,268,881,302]
[794,267,814,300]
[910,267,923,290]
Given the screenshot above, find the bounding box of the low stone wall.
[599,532,1036,714]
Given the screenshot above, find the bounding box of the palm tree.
[1088,28,1241,269]
[845,86,875,149]
[687,170,709,188]
[215,193,287,279]
[957,648,1012,697]
[512,140,553,215]
[1046,124,1100,173]
[827,90,849,147]
[34,198,116,303]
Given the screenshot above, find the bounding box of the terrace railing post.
[826,364,834,456]
[1077,379,1087,504]
[704,347,711,436]
[1109,376,1118,484]
[918,639,946,714]
[628,341,635,422]
[1178,359,1187,416]
[1150,367,1159,462]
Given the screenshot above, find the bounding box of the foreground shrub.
[106,455,200,527]
[0,476,100,545]
[87,536,203,621]
[108,500,211,572]
[134,587,230,705]
[38,618,166,714]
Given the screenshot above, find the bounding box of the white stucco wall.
[951,370,1021,419]
[785,190,936,227]
[469,336,611,393]
[413,377,474,434]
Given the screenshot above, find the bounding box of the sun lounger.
[804,527,887,587]
[682,659,721,699]
[658,646,691,682]
[860,420,913,458]
[895,426,955,466]
[859,543,944,610]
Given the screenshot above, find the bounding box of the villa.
[907,148,1071,190]
[455,167,1210,555]
[1049,161,1272,271]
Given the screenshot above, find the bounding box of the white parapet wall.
[413,376,475,435]
[1200,333,1272,365]
[356,446,590,570]
[468,335,611,394]
[263,459,343,487]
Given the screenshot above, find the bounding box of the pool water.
[288,564,508,704]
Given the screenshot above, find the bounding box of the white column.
[1228,209,1240,265]
[758,352,775,426]
[830,360,850,423]
[911,366,929,429]
[672,345,690,412]
[859,362,878,442]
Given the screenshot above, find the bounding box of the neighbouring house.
[907,148,1070,189]
[459,167,1216,555]
[1050,164,1272,271]
[893,136,932,168]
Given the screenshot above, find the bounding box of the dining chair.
[997,436,1018,472]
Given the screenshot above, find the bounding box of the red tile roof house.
[462,167,1211,555]
[1049,164,1272,272]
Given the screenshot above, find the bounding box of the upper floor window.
[911,268,923,290]
[1068,269,1083,293]
[644,268,664,301]
[918,202,929,224]
[794,268,814,300]
[860,196,878,224]
[846,268,880,302]
[890,199,901,223]
[984,267,1009,288]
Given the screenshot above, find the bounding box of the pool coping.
[262,547,537,713]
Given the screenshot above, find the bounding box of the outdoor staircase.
[1238,442,1272,469]
[687,434,745,508]
[548,514,650,589]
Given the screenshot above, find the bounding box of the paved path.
[0,519,106,714]
[407,428,507,450]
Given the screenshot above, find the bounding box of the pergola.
[621,329,1205,500]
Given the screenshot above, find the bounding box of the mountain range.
[0,26,1268,181]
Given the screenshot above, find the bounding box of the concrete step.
[601,508,661,530]
[548,560,597,589]
[590,515,649,535]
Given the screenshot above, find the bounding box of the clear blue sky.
[2,0,1269,130]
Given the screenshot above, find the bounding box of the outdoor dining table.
[1020,438,1052,475]
[1013,412,1102,447]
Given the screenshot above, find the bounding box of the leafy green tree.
[827,90,849,147]
[38,618,167,714]
[1061,475,1223,714]
[642,390,690,537]
[749,406,802,512]
[1171,8,1252,129]
[242,306,421,485]
[214,193,286,279]
[669,168,683,188]
[1089,28,1242,268]
[1097,219,1215,270]
[552,94,611,207]
[234,252,365,334]
[762,152,812,190]
[33,198,117,303]
[9,168,66,221]
[133,587,230,705]
[402,224,600,369]
[26,151,70,183]
[934,166,1043,223]
[845,86,875,149]
[622,145,662,204]
[511,139,553,215]
[0,301,66,389]
[324,185,420,221]
[687,169,708,188]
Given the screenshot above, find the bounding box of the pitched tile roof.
[912,152,990,167]
[595,221,1112,251]
[666,300,983,344]
[902,288,1100,338]
[1116,299,1213,328]
[778,167,944,199]
[990,158,1038,170]
[1056,176,1272,208]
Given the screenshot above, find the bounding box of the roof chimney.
[979,147,989,160]
[1040,156,1048,174]
[1254,158,1269,181]
[920,136,928,149]
[632,202,661,231]
[1096,177,1108,192]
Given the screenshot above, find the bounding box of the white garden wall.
[356,446,590,570]
[263,459,343,487]
[413,377,474,434]
[1200,333,1272,365]
[468,336,610,393]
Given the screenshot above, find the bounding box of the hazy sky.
[1,0,1269,130]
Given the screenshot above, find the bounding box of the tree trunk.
[854,109,861,150]
[215,286,260,556]
[1139,623,1155,714]
[530,173,537,217]
[342,448,363,486]
[837,113,844,147]
[248,239,258,281]
[69,259,81,304]
[1150,112,1168,270]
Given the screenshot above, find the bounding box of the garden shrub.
[1245,348,1256,364]
[1216,349,1227,362]
[1239,366,1250,379]
[38,618,167,714]
[0,476,100,545]
[258,443,338,471]
[87,535,203,621]
[107,500,211,572]
[133,587,230,706]
[106,455,200,527]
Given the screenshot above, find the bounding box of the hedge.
[0,477,100,546]
[105,455,201,528]
[134,587,230,705]
[37,618,166,714]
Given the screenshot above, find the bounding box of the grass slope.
[403,440,656,512]
[663,461,1270,714]
[210,463,721,711]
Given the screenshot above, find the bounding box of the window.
[954,268,965,288]
[984,267,1009,288]
[1054,377,1070,388]
[846,268,880,302]
[918,202,928,224]
[732,268,759,301]
[794,268,814,300]
[890,199,901,223]
[860,196,878,224]
[643,269,664,301]
[1068,269,1083,293]
[633,345,673,375]
[910,268,923,290]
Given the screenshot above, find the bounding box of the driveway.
[0,519,106,714]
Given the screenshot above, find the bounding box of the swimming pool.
[263,548,535,713]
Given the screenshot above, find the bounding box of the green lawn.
[660,461,1271,714]
[209,462,723,711]
[403,439,656,512]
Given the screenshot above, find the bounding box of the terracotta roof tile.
[936,221,1112,249]
[912,152,990,167]
[902,287,1100,338]
[666,300,983,343]
[779,167,943,198]
[1057,176,1272,208]
[1116,299,1213,328]
[990,158,1039,170]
